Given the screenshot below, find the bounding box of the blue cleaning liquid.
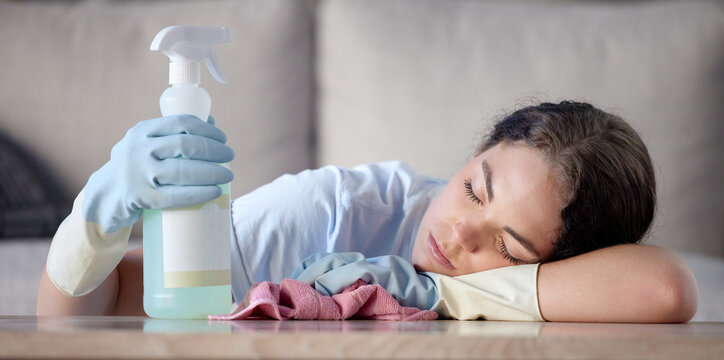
[142,183,232,319]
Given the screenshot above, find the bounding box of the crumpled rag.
[208,278,437,321]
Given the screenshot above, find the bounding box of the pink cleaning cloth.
[208,278,437,321]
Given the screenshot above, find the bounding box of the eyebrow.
[482,160,541,262]
[482,161,494,202]
[503,226,541,261]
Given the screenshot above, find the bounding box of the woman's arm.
[37,247,144,316]
[537,244,698,323]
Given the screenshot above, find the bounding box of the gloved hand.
[432,263,543,321]
[47,115,234,296]
[292,252,544,321]
[291,252,439,310]
[84,114,234,233]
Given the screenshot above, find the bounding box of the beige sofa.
[1,0,722,320]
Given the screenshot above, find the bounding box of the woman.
[37,101,698,322]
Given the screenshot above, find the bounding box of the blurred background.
[0,0,722,319]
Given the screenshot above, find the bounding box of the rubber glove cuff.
[429,263,543,321]
[46,190,131,297]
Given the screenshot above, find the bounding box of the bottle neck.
[169,61,201,85]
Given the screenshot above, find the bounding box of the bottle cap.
[150,25,231,85]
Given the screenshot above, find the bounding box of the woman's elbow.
[651,252,699,323]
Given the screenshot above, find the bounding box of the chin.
[411,258,433,273]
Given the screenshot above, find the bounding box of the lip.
[427,233,456,271]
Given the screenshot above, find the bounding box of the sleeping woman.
[37,100,698,322]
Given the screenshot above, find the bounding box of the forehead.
[476,143,564,258]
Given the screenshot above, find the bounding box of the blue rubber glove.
[291,252,440,311]
[82,114,234,233]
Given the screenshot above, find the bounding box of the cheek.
[428,185,462,219]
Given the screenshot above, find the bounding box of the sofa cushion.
[316,0,724,257]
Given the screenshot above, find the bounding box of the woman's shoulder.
[269,161,437,191]
[295,161,422,182]
[232,161,445,214]
[338,161,447,213]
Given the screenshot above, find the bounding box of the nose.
[451,220,485,253]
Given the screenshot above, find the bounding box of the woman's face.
[412,142,564,276]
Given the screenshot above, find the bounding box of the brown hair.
[478,101,656,262]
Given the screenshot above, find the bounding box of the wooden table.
[1,316,722,359]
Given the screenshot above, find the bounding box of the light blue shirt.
[229,161,446,302]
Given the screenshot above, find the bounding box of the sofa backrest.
[316,0,724,257]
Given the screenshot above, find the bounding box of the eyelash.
[463,178,484,206]
[498,238,521,265]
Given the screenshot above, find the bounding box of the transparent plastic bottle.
[142,187,232,319]
[143,26,232,319]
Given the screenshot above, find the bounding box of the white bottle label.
[161,195,231,288]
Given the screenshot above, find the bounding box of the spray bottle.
[143,25,232,319]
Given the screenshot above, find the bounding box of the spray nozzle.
[150,25,231,85]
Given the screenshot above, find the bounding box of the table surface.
[1,316,723,359]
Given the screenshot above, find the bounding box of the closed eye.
[497,237,522,265]
[463,178,484,206]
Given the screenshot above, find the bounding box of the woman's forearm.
[537,244,698,323]
[37,265,120,316]
[36,247,144,316]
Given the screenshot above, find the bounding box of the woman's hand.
[537,244,698,323]
[83,114,234,233]
[292,252,439,310]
